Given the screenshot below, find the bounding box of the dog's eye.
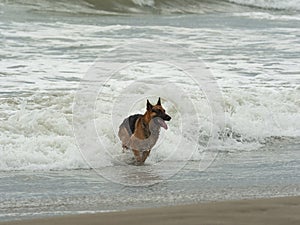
[152,109,164,114]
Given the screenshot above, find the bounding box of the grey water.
[1,141,299,222]
[0,0,300,221]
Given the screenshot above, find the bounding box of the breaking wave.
[81,0,300,14]
[0,72,299,171]
[3,0,300,16]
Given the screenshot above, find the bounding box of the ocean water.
[0,0,300,222]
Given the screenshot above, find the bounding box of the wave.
[3,0,300,16]
[86,0,300,13]
[0,80,299,171]
[84,0,244,14]
[0,59,299,171]
[228,0,300,11]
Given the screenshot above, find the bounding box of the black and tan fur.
[118,98,171,165]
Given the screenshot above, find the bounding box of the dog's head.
[146,98,171,130]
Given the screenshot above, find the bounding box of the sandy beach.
[3,196,299,225]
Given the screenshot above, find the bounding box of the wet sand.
[3,196,300,225]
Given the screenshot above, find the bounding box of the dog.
[118,98,171,165]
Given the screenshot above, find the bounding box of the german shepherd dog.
[118,98,171,165]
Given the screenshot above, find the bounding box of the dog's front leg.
[122,144,129,153]
[141,150,151,163]
[132,149,143,165]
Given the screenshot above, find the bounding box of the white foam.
[132,0,155,7]
[1,61,299,171]
[0,98,86,171]
[232,12,300,21]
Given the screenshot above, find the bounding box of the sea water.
[0,0,299,221]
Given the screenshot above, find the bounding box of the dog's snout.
[164,114,171,121]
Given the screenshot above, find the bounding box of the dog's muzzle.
[162,114,171,121]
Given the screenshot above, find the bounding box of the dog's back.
[118,114,142,149]
[118,115,161,151]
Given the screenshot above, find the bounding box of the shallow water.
[1,141,299,221]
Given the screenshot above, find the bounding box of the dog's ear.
[157,97,161,106]
[147,99,153,110]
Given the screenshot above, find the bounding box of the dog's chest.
[130,129,160,151]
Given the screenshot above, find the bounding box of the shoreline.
[3,196,300,225]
